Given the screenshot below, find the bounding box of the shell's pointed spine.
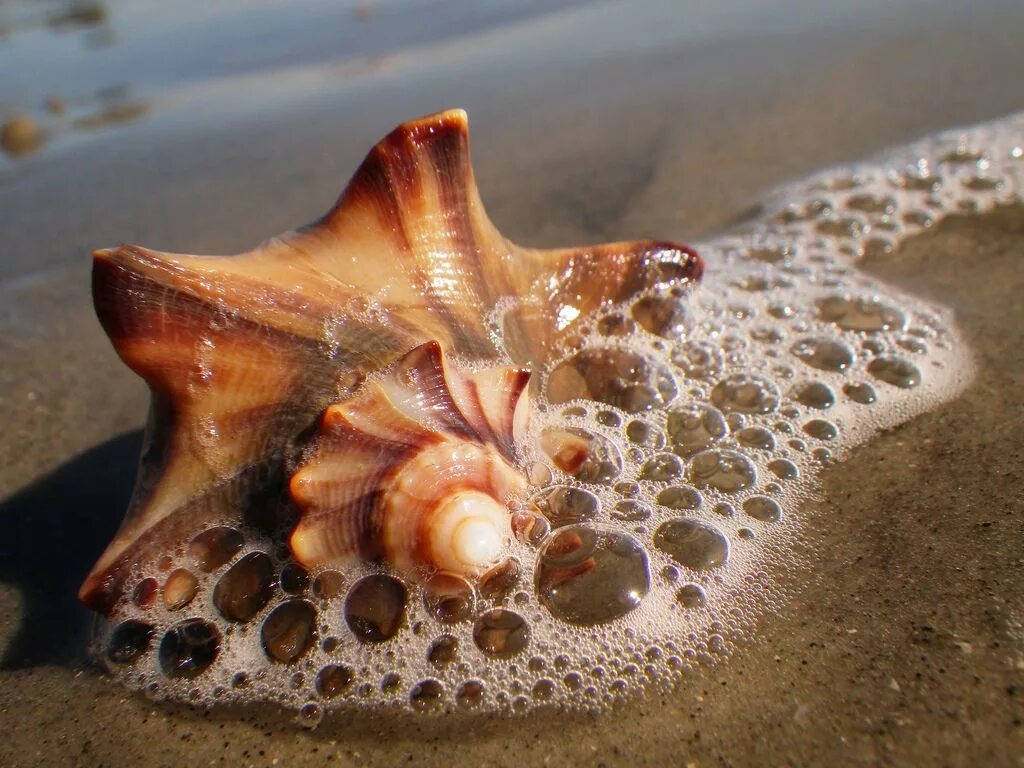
[83,244,328,613]
[321,108,476,233]
[316,109,501,361]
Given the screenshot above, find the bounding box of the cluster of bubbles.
[95,113,1024,721]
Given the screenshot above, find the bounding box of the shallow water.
[2,0,1024,765]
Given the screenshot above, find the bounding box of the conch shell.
[290,340,529,578]
[80,108,702,614]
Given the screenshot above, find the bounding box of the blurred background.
[2,0,1024,284]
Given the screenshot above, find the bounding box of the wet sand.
[2,0,1024,765]
[2,208,1021,766]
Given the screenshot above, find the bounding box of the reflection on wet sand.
[72,97,146,131]
[0,0,126,157]
[0,0,108,36]
[46,1,108,30]
[0,92,148,158]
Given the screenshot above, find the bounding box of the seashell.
[79,108,701,614]
[289,340,529,578]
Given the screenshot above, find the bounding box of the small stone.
[1,115,44,156]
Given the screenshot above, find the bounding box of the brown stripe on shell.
[457,367,532,463]
[394,342,480,442]
[325,113,494,358]
[421,116,496,342]
[486,368,532,462]
[96,244,421,373]
[458,378,497,452]
[82,254,337,610]
[289,404,426,567]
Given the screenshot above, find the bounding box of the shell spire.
[289,341,530,578]
[80,108,702,614]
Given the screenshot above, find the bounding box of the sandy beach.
[2,0,1023,765]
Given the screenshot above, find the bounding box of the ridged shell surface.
[289,341,530,578]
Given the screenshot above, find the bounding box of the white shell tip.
[445,494,506,567]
